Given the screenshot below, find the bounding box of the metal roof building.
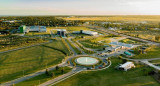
[110,42,133,48]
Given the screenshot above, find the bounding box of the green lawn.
[16,67,72,86]
[119,38,143,44]
[65,39,82,54]
[0,39,70,83]
[55,58,159,86]
[150,60,160,64]
[131,46,160,59]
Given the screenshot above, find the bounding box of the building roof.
[110,42,133,48]
[119,62,134,68]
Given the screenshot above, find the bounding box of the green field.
[0,39,70,83]
[119,38,143,44]
[150,60,160,65]
[131,46,160,59]
[62,16,160,22]
[47,26,96,34]
[79,36,112,49]
[55,58,158,86]
[16,67,72,86]
[117,30,160,42]
[65,39,82,54]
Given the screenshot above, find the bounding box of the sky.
[0,0,160,15]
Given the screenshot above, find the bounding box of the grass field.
[16,67,72,86]
[55,57,159,86]
[131,46,160,59]
[150,60,160,65]
[0,39,70,83]
[65,39,82,54]
[47,26,95,33]
[62,16,160,22]
[79,36,111,49]
[117,30,160,42]
[119,38,143,44]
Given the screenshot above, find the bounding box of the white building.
[118,62,135,71]
[27,26,47,32]
[72,30,98,36]
[82,31,98,36]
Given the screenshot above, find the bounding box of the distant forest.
[0,16,73,30]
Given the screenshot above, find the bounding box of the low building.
[57,29,66,37]
[0,30,9,35]
[110,42,133,49]
[118,62,135,71]
[72,30,98,36]
[19,26,47,33]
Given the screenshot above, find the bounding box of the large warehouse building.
[19,26,47,33]
[72,30,98,36]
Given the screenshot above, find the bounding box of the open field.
[65,39,82,54]
[47,26,96,33]
[117,30,160,42]
[119,38,143,44]
[0,36,47,52]
[131,46,160,59]
[150,60,160,65]
[79,36,120,49]
[0,39,70,83]
[55,57,158,86]
[62,16,160,22]
[16,67,72,86]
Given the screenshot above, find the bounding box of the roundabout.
[75,57,99,65]
[71,55,103,67]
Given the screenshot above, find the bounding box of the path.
[122,57,160,70]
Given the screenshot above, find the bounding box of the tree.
[56,66,59,70]
[155,36,160,41]
[103,62,106,67]
[61,68,64,74]
[50,72,55,77]
[45,69,50,76]
[92,65,95,69]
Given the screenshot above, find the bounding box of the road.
[0,62,66,86]
[68,38,85,55]
[122,57,160,70]
[64,38,77,56]
[39,67,85,86]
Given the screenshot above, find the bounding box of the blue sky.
[0,0,160,15]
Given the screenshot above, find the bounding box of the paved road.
[122,57,160,70]
[64,38,77,56]
[39,67,85,86]
[68,38,85,55]
[87,25,160,46]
